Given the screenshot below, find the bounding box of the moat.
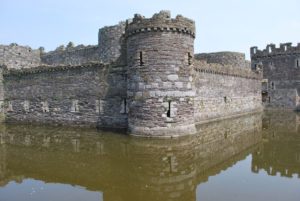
[0,111,299,201]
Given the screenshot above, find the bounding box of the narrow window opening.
[167,100,171,117]
[268,96,271,103]
[120,98,128,114]
[224,96,227,103]
[297,59,300,68]
[188,52,192,65]
[124,98,127,113]
[139,51,144,66]
[271,82,274,90]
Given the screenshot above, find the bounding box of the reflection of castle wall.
[0,113,262,201]
[252,111,300,178]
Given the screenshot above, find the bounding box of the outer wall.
[193,71,262,123]
[3,65,128,129]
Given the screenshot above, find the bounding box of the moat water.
[0,111,299,201]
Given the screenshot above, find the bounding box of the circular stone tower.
[125,11,197,137]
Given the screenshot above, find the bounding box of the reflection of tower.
[126,11,197,137]
[252,111,300,178]
[71,139,80,153]
[0,138,7,182]
[0,113,263,201]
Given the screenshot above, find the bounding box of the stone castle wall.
[193,59,262,123]
[41,22,126,66]
[251,43,300,109]
[0,11,263,137]
[3,63,128,129]
[41,45,100,66]
[0,44,41,69]
[195,52,249,68]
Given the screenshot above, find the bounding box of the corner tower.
[125,11,197,137]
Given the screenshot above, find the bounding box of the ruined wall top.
[125,10,195,38]
[194,59,262,80]
[0,43,41,69]
[251,42,300,59]
[195,52,249,68]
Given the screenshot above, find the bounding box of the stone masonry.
[251,43,300,109]
[0,11,263,137]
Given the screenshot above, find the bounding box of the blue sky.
[1,0,299,59]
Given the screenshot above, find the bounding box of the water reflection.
[0,112,296,201]
[252,111,300,178]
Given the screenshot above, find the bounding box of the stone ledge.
[2,62,112,76]
[194,60,262,80]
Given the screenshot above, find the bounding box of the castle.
[251,43,300,109]
[0,11,263,137]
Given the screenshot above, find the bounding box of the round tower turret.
[125,11,197,137]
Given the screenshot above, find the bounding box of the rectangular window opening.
[124,98,127,113]
[188,52,192,65]
[297,59,299,68]
[167,100,171,118]
[139,51,144,66]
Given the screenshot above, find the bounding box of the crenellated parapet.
[251,42,300,59]
[125,10,195,39]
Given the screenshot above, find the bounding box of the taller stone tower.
[125,11,197,137]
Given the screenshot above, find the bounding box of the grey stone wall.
[3,63,127,129]
[0,11,264,137]
[126,11,197,137]
[195,52,249,68]
[251,43,300,109]
[41,45,100,66]
[98,22,126,64]
[41,22,126,66]
[193,60,262,123]
[0,44,41,69]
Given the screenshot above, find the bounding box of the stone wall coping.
[42,45,98,57]
[2,62,111,76]
[194,60,262,80]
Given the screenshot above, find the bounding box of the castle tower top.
[251,42,300,59]
[125,10,195,39]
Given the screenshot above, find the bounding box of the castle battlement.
[0,10,263,137]
[125,10,195,38]
[251,43,300,58]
